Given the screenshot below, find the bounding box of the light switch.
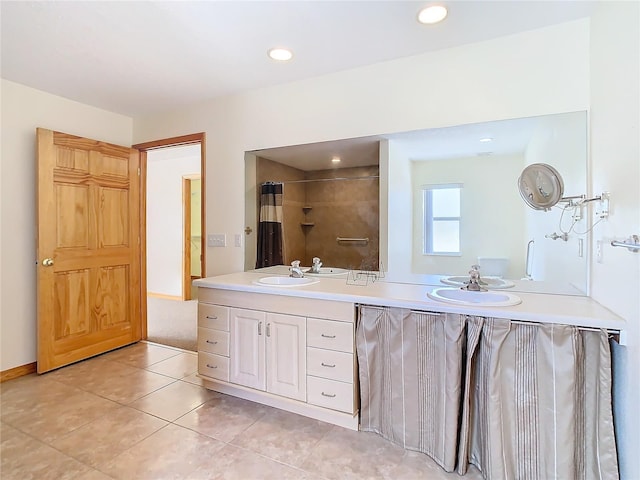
[208,234,226,247]
[234,234,242,247]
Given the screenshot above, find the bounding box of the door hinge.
[137,167,141,176]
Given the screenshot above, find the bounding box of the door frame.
[132,133,206,339]
[182,174,202,300]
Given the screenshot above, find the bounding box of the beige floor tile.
[181,372,207,386]
[79,368,176,404]
[300,426,407,480]
[97,423,225,479]
[128,380,215,421]
[46,355,141,390]
[2,386,120,443]
[72,469,115,480]
[1,374,80,419]
[52,406,168,468]
[144,351,198,379]
[189,444,324,480]
[99,342,182,368]
[175,393,270,442]
[231,408,333,468]
[1,422,92,480]
[379,449,484,480]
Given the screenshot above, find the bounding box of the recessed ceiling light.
[331,156,341,164]
[417,5,448,25]
[268,48,293,61]
[479,137,493,143]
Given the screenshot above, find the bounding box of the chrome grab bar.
[337,237,369,243]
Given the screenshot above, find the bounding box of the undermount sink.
[440,276,515,289]
[253,276,319,287]
[428,287,522,307]
[303,267,349,276]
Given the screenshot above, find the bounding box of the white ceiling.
[1,1,595,117]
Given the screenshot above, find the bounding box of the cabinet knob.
[321,333,336,339]
[206,340,218,345]
[321,392,336,398]
[206,364,218,369]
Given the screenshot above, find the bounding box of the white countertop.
[194,269,626,335]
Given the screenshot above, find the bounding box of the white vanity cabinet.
[196,286,358,430]
[230,308,306,401]
[306,318,356,413]
[197,303,230,382]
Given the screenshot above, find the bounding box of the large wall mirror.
[245,111,588,295]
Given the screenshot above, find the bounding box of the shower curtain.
[256,182,284,268]
[356,307,619,479]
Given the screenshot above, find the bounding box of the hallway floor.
[1,342,482,480]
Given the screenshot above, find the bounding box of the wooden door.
[36,128,142,373]
[266,313,306,401]
[229,308,266,390]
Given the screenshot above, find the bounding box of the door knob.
[42,258,54,267]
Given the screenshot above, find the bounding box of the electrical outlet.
[596,192,610,219]
[596,240,603,263]
[207,234,226,247]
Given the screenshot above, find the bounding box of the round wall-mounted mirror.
[518,163,565,211]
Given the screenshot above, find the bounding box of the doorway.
[133,133,205,352]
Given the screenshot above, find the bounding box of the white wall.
[146,150,200,296]
[523,113,588,290]
[133,20,590,279]
[410,154,525,279]
[589,3,640,479]
[0,79,133,371]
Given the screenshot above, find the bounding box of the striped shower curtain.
[256,182,284,268]
[356,307,619,479]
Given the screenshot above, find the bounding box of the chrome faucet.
[289,260,305,278]
[309,257,322,274]
[463,264,487,291]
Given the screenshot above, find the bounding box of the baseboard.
[147,292,183,301]
[1,362,37,383]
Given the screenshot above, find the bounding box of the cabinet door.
[266,313,306,401]
[230,308,266,390]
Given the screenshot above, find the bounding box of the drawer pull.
[321,362,336,368]
[206,315,218,320]
[321,392,336,398]
[206,364,218,369]
[206,340,218,345]
[321,334,336,339]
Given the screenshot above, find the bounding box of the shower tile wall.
[257,158,379,269]
[304,166,379,269]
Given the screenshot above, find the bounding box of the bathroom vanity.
[194,269,625,430]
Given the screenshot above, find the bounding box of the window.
[423,184,461,255]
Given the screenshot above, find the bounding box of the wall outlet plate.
[596,192,610,219]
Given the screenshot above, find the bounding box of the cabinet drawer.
[307,347,353,383]
[198,303,230,331]
[198,352,230,382]
[307,318,353,353]
[307,376,354,414]
[198,327,229,356]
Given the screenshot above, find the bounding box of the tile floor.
[1,342,483,479]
